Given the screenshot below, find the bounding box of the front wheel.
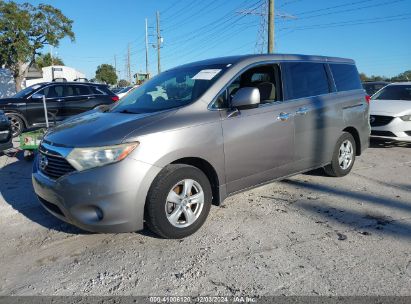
[145,164,212,239]
[324,132,356,177]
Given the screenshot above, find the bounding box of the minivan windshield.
[111,64,228,113]
[372,84,411,101]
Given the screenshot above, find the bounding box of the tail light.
[111,96,119,102]
[365,95,371,104]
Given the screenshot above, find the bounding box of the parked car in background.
[362,81,389,96]
[111,87,124,94]
[0,82,119,137]
[370,82,411,142]
[0,110,12,151]
[116,86,135,99]
[32,54,369,239]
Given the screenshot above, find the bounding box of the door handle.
[277,112,292,121]
[295,107,308,115]
[56,98,64,102]
[87,96,96,100]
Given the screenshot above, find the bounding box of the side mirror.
[231,87,260,110]
[31,93,45,100]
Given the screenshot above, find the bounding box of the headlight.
[66,142,139,171]
[400,115,411,121]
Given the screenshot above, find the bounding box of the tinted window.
[372,85,411,101]
[73,85,92,96]
[330,64,362,92]
[91,86,106,95]
[285,63,330,99]
[40,85,64,98]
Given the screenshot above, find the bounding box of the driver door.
[219,64,296,194]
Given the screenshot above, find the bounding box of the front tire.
[145,164,212,239]
[324,132,356,177]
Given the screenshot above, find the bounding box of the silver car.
[32,54,370,238]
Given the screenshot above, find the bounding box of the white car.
[370,82,411,142]
[116,86,135,99]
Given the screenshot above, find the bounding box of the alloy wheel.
[165,179,204,228]
[338,139,353,170]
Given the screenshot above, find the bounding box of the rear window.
[92,85,111,95]
[372,85,411,101]
[330,64,362,92]
[285,62,330,100]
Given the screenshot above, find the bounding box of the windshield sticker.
[192,69,222,80]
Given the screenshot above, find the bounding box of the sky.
[16,0,411,80]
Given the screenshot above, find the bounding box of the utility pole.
[145,18,149,76]
[156,11,161,74]
[268,0,274,53]
[114,55,117,79]
[237,0,295,54]
[127,43,132,83]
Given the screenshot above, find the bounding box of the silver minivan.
[32,54,370,238]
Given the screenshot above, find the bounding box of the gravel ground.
[0,139,410,296]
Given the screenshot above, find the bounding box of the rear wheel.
[145,164,212,239]
[324,132,356,177]
[6,113,24,137]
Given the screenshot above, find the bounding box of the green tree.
[391,70,411,82]
[35,53,64,69]
[95,64,117,85]
[118,79,130,87]
[0,1,74,91]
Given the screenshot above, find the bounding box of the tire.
[145,164,212,239]
[324,132,356,177]
[6,113,24,137]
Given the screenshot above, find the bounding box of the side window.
[40,85,64,99]
[212,64,282,109]
[73,85,93,96]
[330,64,362,92]
[91,86,105,95]
[285,62,330,100]
[65,85,75,96]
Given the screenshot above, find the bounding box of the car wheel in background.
[324,132,356,177]
[6,114,24,137]
[145,164,212,239]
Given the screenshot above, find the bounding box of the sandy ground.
[0,139,410,296]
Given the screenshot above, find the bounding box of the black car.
[362,81,390,96]
[0,110,12,151]
[0,82,119,137]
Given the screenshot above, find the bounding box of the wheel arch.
[343,126,361,156]
[4,111,28,128]
[171,157,221,206]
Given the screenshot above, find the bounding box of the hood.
[44,109,175,147]
[0,98,24,105]
[370,99,411,116]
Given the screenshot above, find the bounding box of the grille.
[39,151,76,179]
[371,130,396,137]
[370,115,394,127]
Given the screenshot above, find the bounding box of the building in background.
[25,66,86,87]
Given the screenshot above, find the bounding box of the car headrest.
[256,82,276,101]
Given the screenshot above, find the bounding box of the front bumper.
[32,155,162,233]
[370,116,411,142]
[0,128,12,151]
